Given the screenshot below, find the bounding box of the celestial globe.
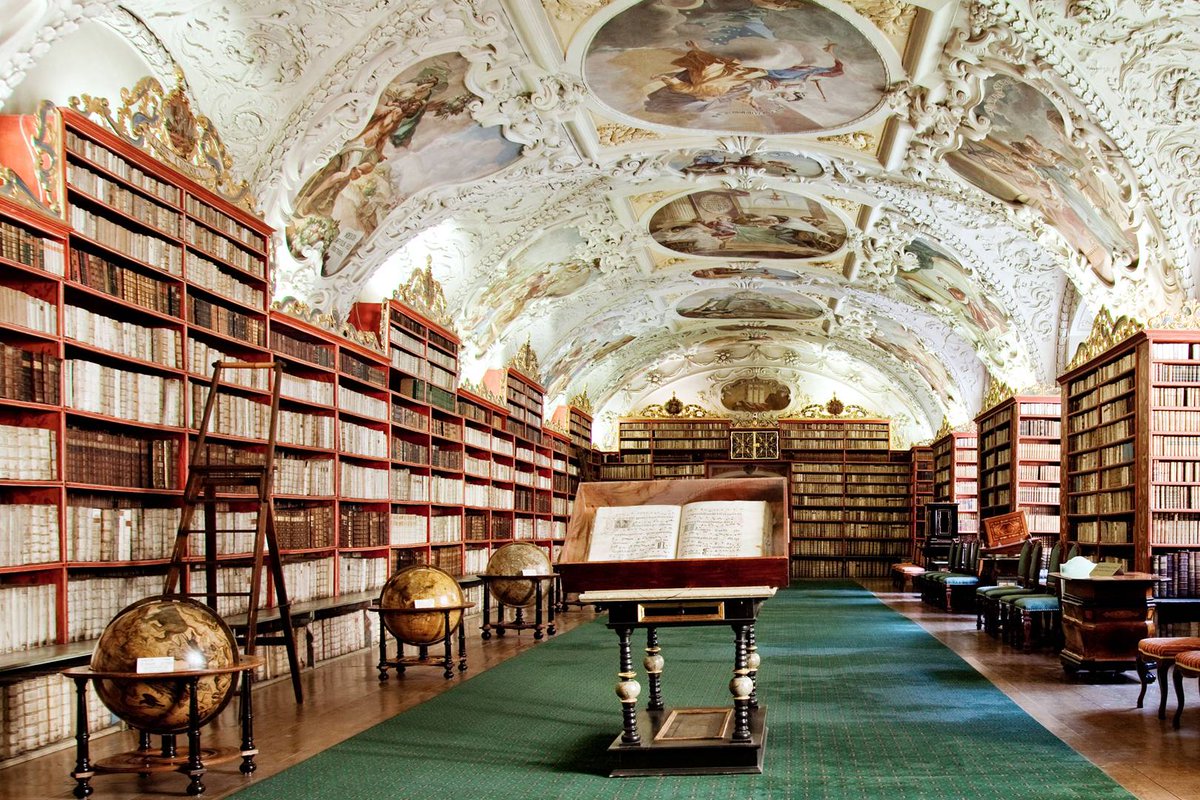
[378,565,464,645]
[485,542,551,607]
[90,596,239,734]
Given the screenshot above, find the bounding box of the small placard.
[1090,562,1124,577]
[521,568,541,576]
[136,657,175,674]
[413,598,435,609]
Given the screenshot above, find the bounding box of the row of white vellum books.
[0,424,55,481]
[0,584,56,653]
[66,574,160,642]
[309,612,370,663]
[0,505,59,566]
[64,505,180,562]
[0,674,115,761]
[281,557,334,604]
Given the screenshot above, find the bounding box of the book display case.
[975,395,1062,562]
[931,430,979,540]
[1059,329,1200,594]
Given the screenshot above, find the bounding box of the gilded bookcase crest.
[794,395,872,419]
[1067,306,1145,372]
[508,339,542,384]
[0,101,64,219]
[392,257,453,330]
[980,376,1016,413]
[569,388,593,415]
[270,298,384,353]
[639,393,713,419]
[68,69,256,213]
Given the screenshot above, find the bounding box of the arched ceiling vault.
[4,0,1198,446]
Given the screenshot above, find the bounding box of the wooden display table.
[367,602,474,680]
[478,573,557,640]
[1054,572,1155,675]
[580,586,775,777]
[62,655,262,798]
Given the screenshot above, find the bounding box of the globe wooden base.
[369,603,473,680]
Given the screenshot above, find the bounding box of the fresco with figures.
[287,54,523,276]
[651,188,846,259]
[720,376,792,412]
[670,149,825,179]
[945,76,1137,284]
[585,0,889,134]
[677,287,825,319]
[869,332,956,406]
[895,239,1011,349]
[692,265,805,280]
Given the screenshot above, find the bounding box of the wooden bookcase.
[910,445,934,563]
[1060,329,1200,592]
[931,429,979,540]
[975,394,1062,562]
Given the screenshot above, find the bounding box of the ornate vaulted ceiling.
[3,0,1197,447]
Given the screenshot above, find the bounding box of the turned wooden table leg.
[481,585,493,639]
[239,668,258,775]
[730,623,753,742]
[442,611,455,679]
[547,578,557,636]
[377,613,390,681]
[458,617,468,672]
[70,677,94,798]
[534,582,544,640]
[747,624,761,709]
[162,734,177,759]
[616,626,641,744]
[644,627,664,711]
[185,677,206,796]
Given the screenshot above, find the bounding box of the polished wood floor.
[3,588,1200,799]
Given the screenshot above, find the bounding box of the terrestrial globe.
[378,564,464,645]
[90,596,239,734]
[485,542,552,607]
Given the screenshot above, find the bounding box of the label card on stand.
[136,657,176,673]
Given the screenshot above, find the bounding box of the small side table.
[1055,572,1155,675]
[479,573,557,640]
[62,655,263,798]
[368,603,473,680]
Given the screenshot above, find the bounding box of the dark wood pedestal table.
[368,602,474,680]
[1054,572,1155,675]
[578,586,775,777]
[62,655,263,797]
[478,573,557,640]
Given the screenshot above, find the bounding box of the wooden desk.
[62,656,262,798]
[1054,573,1155,675]
[579,586,775,777]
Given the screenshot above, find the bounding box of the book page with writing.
[587,505,682,561]
[676,500,768,559]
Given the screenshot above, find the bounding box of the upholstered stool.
[1137,637,1200,720]
[891,562,925,592]
[1171,649,1200,729]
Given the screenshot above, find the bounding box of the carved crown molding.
[0,101,64,219]
[639,393,714,419]
[507,338,542,384]
[392,257,454,331]
[795,395,875,419]
[1066,305,1145,372]
[980,375,1016,412]
[568,387,593,415]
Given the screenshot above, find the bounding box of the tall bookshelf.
[976,394,1062,562]
[1060,329,1200,594]
[910,445,934,563]
[931,429,979,540]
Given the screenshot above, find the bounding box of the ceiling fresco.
[3,0,1197,448]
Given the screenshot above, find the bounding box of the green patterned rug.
[230,583,1132,799]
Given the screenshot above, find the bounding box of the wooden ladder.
[163,360,304,703]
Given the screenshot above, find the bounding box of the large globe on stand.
[90,596,239,734]
[485,542,552,607]
[378,565,464,645]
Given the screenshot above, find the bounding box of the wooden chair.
[916,541,961,605]
[921,541,981,611]
[975,539,1034,631]
[1139,637,1200,720]
[977,541,1042,637]
[1002,541,1066,651]
[1171,649,1200,729]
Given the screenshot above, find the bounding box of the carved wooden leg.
[747,625,761,709]
[137,730,152,754]
[1173,666,1187,730]
[1022,611,1033,652]
[70,677,94,799]
[976,595,985,630]
[534,582,544,640]
[162,734,177,759]
[377,613,390,681]
[185,677,206,796]
[512,605,524,636]
[1158,657,1173,720]
[481,585,492,640]
[616,627,641,745]
[496,603,507,636]
[442,611,455,679]
[547,580,556,636]
[730,624,752,743]
[458,616,468,672]
[644,627,664,711]
[238,668,258,774]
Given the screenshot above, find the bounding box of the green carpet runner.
[230,583,1132,799]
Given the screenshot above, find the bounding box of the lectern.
[559,478,789,776]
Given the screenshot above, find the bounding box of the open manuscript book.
[586,501,769,562]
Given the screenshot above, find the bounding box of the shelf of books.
[603,418,732,481]
[975,394,1062,563]
[910,445,934,563]
[931,429,979,540]
[781,419,911,579]
[1059,330,1200,594]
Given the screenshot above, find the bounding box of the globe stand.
[369,603,474,680]
[479,573,557,640]
[62,656,263,797]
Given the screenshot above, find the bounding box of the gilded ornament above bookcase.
[568,388,593,415]
[507,339,542,385]
[271,298,384,353]
[639,393,713,419]
[1067,306,1145,372]
[980,376,1016,412]
[391,257,454,330]
[934,417,952,440]
[1147,300,1200,332]
[0,101,64,219]
[460,378,505,407]
[68,69,256,213]
[794,395,873,419]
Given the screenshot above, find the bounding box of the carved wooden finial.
[393,256,453,330]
